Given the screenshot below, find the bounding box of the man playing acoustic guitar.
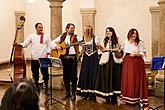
[50,23,82,101]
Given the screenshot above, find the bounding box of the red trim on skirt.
[120,54,148,106]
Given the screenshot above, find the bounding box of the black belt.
[64,54,76,59]
[103,50,116,52]
[125,53,130,55]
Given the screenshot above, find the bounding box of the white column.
[47,0,64,39]
[149,6,160,57]
[79,0,97,33]
[153,0,165,97]
[158,0,165,56]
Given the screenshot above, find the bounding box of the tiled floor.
[0,62,164,110]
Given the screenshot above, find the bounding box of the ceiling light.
[27,0,35,3]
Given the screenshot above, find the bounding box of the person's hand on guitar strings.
[55,45,62,51]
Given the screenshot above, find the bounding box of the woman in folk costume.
[95,27,123,104]
[120,28,148,108]
[77,25,100,102]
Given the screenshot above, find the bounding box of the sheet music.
[150,56,165,70]
[49,57,63,68]
[162,59,165,69]
[39,58,52,68]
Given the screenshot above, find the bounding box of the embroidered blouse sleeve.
[50,35,61,49]
[45,34,52,54]
[120,40,125,51]
[95,36,101,45]
[77,35,83,42]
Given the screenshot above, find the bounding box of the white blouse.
[121,40,147,57]
[84,36,100,45]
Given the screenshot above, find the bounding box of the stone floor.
[0,62,164,110]
[0,84,164,110]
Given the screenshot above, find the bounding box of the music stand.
[148,56,165,110]
[39,58,66,108]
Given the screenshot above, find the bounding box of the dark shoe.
[71,92,76,101]
[35,81,39,88]
[111,95,117,104]
[37,88,40,95]
[92,95,96,102]
[45,89,50,96]
[111,100,117,104]
[83,97,88,100]
[135,104,142,110]
[88,93,93,100]
[83,93,89,100]
[89,94,96,102]
[82,93,88,100]
[62,93,71,100]
[105,97,110,104]
[89,95,92,100]
[71,95,76,101]
[44,80,48,89]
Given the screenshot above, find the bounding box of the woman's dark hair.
[127,28,140,45]
[104,27,118,48]
[0,78,39,110]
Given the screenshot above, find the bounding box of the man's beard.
[68,32,74,35]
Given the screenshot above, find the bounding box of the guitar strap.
[70,35,75,43]
[70,34,79,57]
[60,32,67,43]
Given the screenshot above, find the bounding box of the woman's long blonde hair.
[84,25,94,39]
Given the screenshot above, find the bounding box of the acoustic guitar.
[51,41,84,58]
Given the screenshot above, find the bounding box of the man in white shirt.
[51,23,81,101]
[20,23,51,95]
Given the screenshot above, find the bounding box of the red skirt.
[120,54,148,106]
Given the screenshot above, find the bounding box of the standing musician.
[19,23,51,95]
[50,23,81,101]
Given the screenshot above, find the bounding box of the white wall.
[0,1,16,63]
[0,0,159,63]
[23,0,50,58]
[63,0,82,35]
[79,0,95,8]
